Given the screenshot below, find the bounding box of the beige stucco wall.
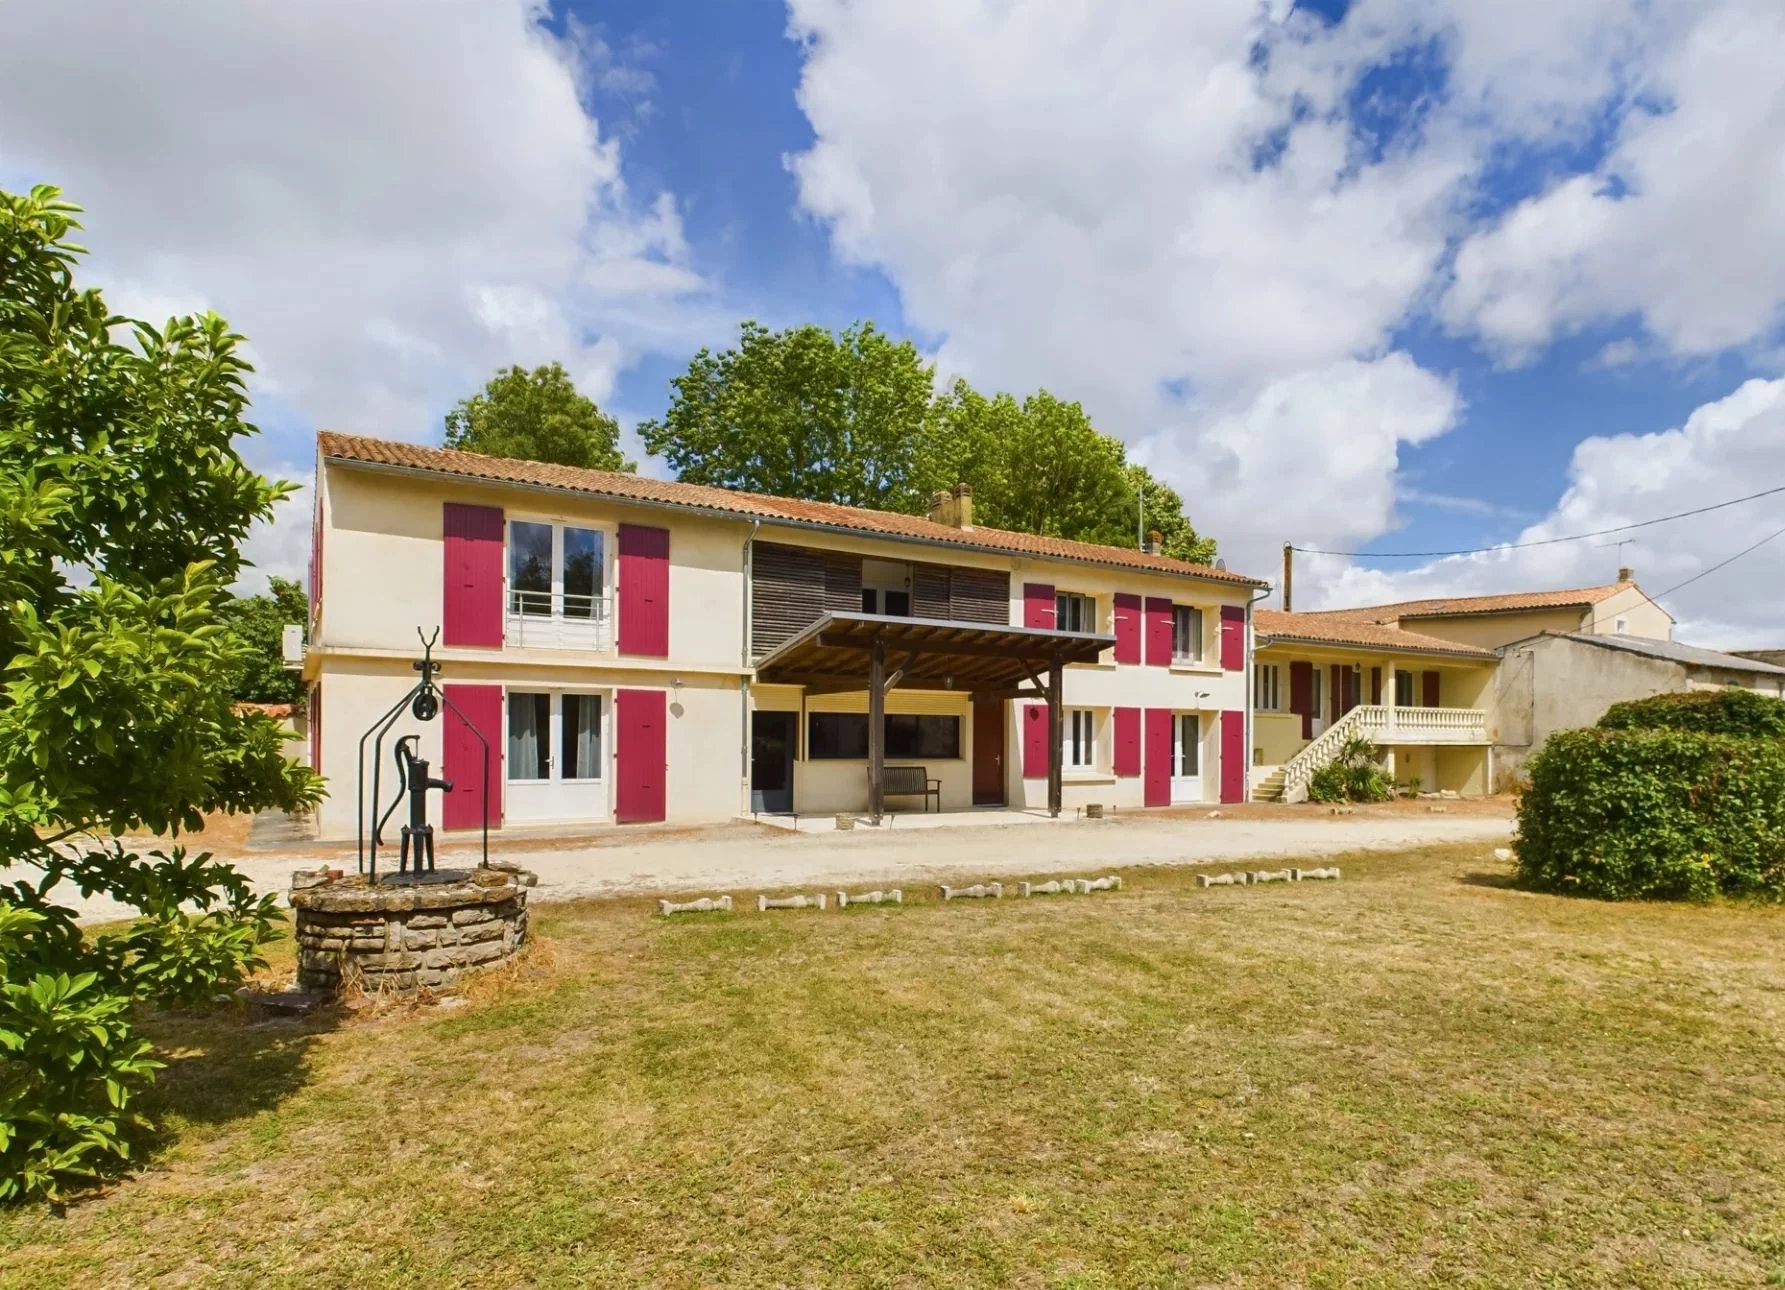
[1583,585,1674,640]
[1401,607,1589,650]
[1491,635,1678,790]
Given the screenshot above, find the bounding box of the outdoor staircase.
[1269,706,1370,804]
[1255,703,1492,803]
[1250,768,1287,803]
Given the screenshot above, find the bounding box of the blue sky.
[1,0,1782,641]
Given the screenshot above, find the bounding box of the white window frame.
[1394,669,1414,707]
[1056,592,1098,635]
[1615,617,1630,635]
[1172,605,1204,664]
[506,517,614,649]
[1063,708,1097,770]
[1253,662,1282,712]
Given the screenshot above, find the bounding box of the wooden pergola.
[754,611,1116,822]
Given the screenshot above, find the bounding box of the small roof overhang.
[754,612,1115,695]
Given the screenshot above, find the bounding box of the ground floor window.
[1064,708,1096,769]
[807,712,961,759]
[509,691,604,782]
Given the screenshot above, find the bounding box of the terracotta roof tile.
[1254,610,1497,659]
[316,431,1267,587]
[1297,584,1633,624]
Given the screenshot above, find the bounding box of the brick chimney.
[1618,566,1634,583]
[929,483,974,528]
[1145,529,1164,556]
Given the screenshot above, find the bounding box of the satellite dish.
[1215,558,1227,570]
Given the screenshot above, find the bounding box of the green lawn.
[4,844,1784,1288]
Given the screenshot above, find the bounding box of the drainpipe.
[1245,586,1271,798]
[740,520,760,786]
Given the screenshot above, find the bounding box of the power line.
[1290,482,1785,559]
[1651,523,1785,601]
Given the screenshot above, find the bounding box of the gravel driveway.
[39,808,1514,923]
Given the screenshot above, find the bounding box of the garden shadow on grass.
[135,999,344,1131]
[1456,870,1521,891]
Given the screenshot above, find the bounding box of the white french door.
[506,690,609,823]
[1171,713,1203,804]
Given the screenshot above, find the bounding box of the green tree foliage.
[1515,727,1785,901]
[1306,735,1394,803]
[444,361,633,472]
[0,185,323,1200]
[1597,687,1785,737]
[640,321,933,510]
[641,321,1221,563]
[218,577,308,705]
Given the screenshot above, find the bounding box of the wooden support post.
[1047,651,1064,819]
[868,636,886,825]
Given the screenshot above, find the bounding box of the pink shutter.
[618,524,670,657]
[442,683,502,830]
[1113,706,1141,777]
[1219,605,1245,671]
[1220,710,1246,804]
[1113,593,1141,664]
[1144,597,1173,667]
[1022,703,1049,778]
[616,688,667,822]
[1023,583,1055,629]
[1422,670,1440,708]
[1143,709,1172,806]
[442,503,504,647]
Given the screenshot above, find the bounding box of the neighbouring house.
[1287,574,1674,650]
[1250,610,1498,801]
[303,432,1267,838]
[1490,632,1785,785]
[1732,649,1785,667]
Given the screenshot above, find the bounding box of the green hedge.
[1515,728,1785,900]
[1597,687,1785,737]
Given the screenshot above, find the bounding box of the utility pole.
[1282,543,1294,612]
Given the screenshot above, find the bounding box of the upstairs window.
[1394,670,1414,707]
[861,558,913,616]
[1254,663,1281,711]
[1055,592,1097,634]
[1172,605,1204,663]
[509,521,605,619]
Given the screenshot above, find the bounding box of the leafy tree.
[444,361,633,471]
[0,184,322,1201]
[1126,464,1218,566]
[219,577,308,705]
[639,320,934,511]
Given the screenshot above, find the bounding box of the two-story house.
[303,433,1267,839]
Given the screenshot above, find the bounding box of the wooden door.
[972,700,1006,806]
[615,688,667,823]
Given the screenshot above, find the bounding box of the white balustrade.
[1279,704,1489,802]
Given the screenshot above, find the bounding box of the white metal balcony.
[505,590,613,652]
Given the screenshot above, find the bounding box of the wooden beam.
[1046,652,1064,819]
[868,637,886,825]
[883,651,923,695]
[813,632,1092,664]
[968,685,1047,703]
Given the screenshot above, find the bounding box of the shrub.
[1307,735,1393,803]
[1307,763,1348,802]
[1515,728,1785,901]
[1598,687,1785,737]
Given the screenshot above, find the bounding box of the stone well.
[289,863,536,997]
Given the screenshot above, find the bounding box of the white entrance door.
[1171,713,1203,803]
[1308,668,1327,738]
[506,691,609,824]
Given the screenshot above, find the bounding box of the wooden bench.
[878,765,942,813]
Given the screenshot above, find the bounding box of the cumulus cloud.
[0,0,717,483]
[1442,0,1785,361]
[1322,377,1785,647]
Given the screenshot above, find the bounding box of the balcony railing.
[1355,704,1488,745]
[505,590,613,651]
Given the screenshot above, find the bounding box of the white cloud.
[1323,377,1785,648]
[1443,0,1785,361]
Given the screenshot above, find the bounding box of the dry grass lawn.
[4,843,1784,1288]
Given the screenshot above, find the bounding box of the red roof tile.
[1254,610,1497,659]
[317,431,1267,587]
[1298,583,1634,623]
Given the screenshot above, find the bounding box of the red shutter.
[1113,706,1141,776]
[1113,593,1141,664]
[1219,605,1246,671]
[1289,661,1314,740]
[1422,670,1440,708]
[1220,709,1246,804]
[442,503,504,647]
[442,683,502,830]
[1143,709,1172,806]
[1370,667,1382,705]
[616,688,667,822]
[1144,597,1173,667]
[618,524,670,657]
[1022,703,1049,778]
[1023,583,1056,629]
